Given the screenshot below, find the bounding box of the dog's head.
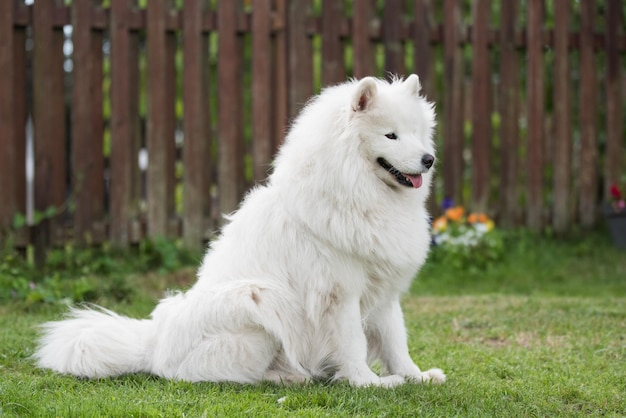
[350,75,436,190]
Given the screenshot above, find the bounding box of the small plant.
[0,249,130,306]
[0,237,199,306]
[12,206,60,230]
[138,236,197,274]
[431,205,504,272]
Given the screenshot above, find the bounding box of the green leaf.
[44,206,57,219]
[12,213,27,229]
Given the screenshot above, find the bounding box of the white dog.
[35,74,445,387]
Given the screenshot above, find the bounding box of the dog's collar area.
[376,158,423,188]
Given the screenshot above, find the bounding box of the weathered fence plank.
[413,0,437,214]
[604,0,623,199]
[526,0,544,231]
[470,0,491,213]
[498,0,520,227]
[147,0,177,237]
[578,0,598,228]
[13,14,28,246]
[273,0,289,147]
[351,0,375,79]
[72,0,105,244]
[0,0,15,237]
[442,0,464,205]
[109,0,139,246]
[412,0,433,98]
[287,0,313,118]
[383,0,405,76]
[182,0,210,249]
[33,0,67,263]
[217,0,245,217]
[321,0,344,86]
[91,9,106,243]
[552,0,571,233]
[251,0,275,183]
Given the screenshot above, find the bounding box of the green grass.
[416,230,626,297]
[1,231,625,417]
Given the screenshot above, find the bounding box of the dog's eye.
[385,133,398,140]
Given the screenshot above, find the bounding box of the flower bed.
[431,205,503,271]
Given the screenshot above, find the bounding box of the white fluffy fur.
[35,75,445,387]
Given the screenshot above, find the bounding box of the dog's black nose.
[421,154,435,169]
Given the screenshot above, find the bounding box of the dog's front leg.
[331,296,405,387]
[369,298,446,384]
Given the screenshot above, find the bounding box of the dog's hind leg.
[175,329,280,383]
[153,280,300,383]
[262,349,311,385]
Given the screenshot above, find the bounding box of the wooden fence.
[0,0,625,258]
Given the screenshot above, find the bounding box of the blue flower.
[441,197,454,211]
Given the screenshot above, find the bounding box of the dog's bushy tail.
[34,306,155,378]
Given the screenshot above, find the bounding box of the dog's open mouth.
[377,158,423,188]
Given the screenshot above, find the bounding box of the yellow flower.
[486,219,495,231]
[433,216,448,232]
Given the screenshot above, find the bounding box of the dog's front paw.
[340,370,406,388]
[378,374,406,388]
[410,368,446,385]
[349,374,405,388]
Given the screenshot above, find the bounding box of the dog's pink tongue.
[406,173,423,188]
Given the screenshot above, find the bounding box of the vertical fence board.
[552,0,571,233]
[0,0,15,236]
[72,0,104,244]
[413,0,437,215]
[287,0,312,118]
[182,0,209,249]
[442,0,464,205]
[352,0,375,79]
[90,9,106,243]
[71,0,91,241]
[252,0,274,182]
[273,0,289,146]
[578,0,598,227]
[526,0,544,231]
[147,0,176,237]
[604,0,622,197]
[128,26,142,242]
[165,13,177,236]
[498,0,519,226]
[33,0,66,262]
[14,23,28,237]
[217,0,245,217]
[110,0,137,246]
[321,0,344,85]
[254,0,274,162]
[470,0,490,213]
[413,0,433,96]
[52,17,67,246]
[383,0,405,76]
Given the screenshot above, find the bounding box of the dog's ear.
[404,74,422,96]
[352,77,377,112]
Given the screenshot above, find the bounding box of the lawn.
[1,231,625,417]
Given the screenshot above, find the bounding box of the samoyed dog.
[35,74,444,387]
